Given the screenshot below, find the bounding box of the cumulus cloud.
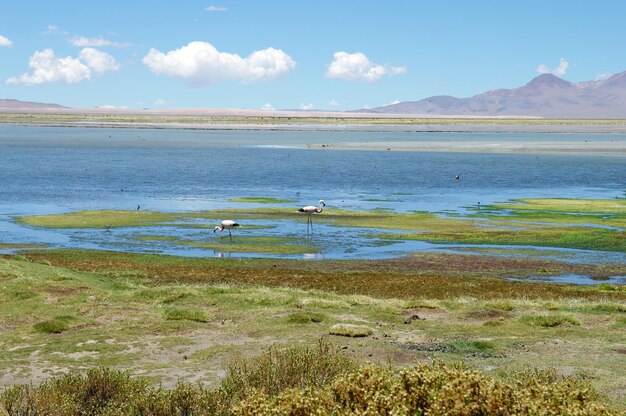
[536,57,569,77]
[79,48,120,73]
[142,41,296,86]
[327,99,339,107]
[43,25,67,35]
[6,48,119,85]
[326,51,406,83]
[70,36,131,48]
[0,35,12,47]
[206,6,228,11]
[261,102,275,111]
[299,102,314,110]
[153,98,167,106]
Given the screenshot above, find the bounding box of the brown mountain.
[359,72,626,118]
[0,99,68,110]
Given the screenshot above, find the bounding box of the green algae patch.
[494,198,626,214]
[485,198,626,228]
[0,243,47,249]
[17,210,185,229]
[228,197,297,204]
[176,236,320,255]
[380,226,626,252]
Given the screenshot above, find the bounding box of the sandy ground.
[307,140,626,156]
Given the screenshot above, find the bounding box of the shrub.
[33,315,76,334]
[163,307,208,322]
[519,313,581,327]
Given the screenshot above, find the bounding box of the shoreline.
[306,140,626,156]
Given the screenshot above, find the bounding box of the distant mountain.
[0,99,68,110]
[358,72,626,118]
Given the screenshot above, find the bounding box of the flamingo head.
[213,225,222,233]
[319,200,325,207]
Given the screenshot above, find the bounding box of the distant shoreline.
[2,111,626,156]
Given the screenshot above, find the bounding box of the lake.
[1,125,625,269]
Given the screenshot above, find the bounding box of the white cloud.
[536,57,569,77]
[299,102,314,110]
[97,104,128,109]
[70,36,131,48]
[327,99,339,107]
[6,48,119,86]
[43,25,67,35]
[389,99,400,105]
[261,102,275,111]
[326,51,406,83]
[78,48,120,73]
[153,98,167,106]
[0,35,12,47]
[595,72,613,81]
[142,41,296,86]
[206,5,228,11]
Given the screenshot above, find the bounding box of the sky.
[1,1,626,111]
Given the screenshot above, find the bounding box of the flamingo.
[214,220,240,241]
[298,200,325,231]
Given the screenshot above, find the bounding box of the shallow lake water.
[1,125,625,282]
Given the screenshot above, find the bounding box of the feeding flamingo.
[214,220,240,241]
[298,200,325,231]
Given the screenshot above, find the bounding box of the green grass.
[0,253,625,406]
[17,210,183,228]
[163,307,209,322]
[176,236,320,254]
[33,315,77,334]
[518,313,581,327]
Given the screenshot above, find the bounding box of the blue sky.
[1,1,625,110]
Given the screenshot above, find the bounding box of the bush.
[0,344,619,415]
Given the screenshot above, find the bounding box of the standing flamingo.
[298,200,325,232]
[214,220,240,241]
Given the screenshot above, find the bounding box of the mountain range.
[360,72,626,118]
[0,99,67,110]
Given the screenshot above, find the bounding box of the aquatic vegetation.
[176,236,320,255]
[17,210,184,228]
[0,243,47,249]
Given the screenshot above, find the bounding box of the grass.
[518,313,581,327]
[16,210,183,228]
[329,324,374,337]
[163,308,209,323]
[32,315,77,334]
[0,252,625,407]
[176,236,320,255]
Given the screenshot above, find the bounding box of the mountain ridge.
[358,72,626,118]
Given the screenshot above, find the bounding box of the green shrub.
[519,313,581,327]
[163,308,208,322]
[33,315,76,334]
[286,312,325,324]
